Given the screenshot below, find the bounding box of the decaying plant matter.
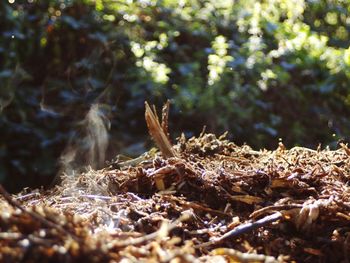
[0,102,350,262]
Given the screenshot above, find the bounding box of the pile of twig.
[0,102,349,262]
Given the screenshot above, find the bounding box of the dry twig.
[145,102,177,159]
[196,212,283,248]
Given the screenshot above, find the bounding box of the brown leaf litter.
[0,102,350,262]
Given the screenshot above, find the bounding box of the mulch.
[1,104,349,262]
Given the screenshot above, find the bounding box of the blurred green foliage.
[1,0,350,192]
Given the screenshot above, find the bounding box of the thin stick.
[196,212,282,248]
[162,195,230,217]
[161,100,170,140]
[0,184,79,241]
[249,204,303,219]
[211,248,280,263]
[113,210,192,248]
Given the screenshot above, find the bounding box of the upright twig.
[161,100,171,140]
[145,101,177,159]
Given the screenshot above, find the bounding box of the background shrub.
[1,0,350,192]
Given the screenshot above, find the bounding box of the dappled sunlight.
[208,36,233,85]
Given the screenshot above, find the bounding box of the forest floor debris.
[1,104,350,262]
